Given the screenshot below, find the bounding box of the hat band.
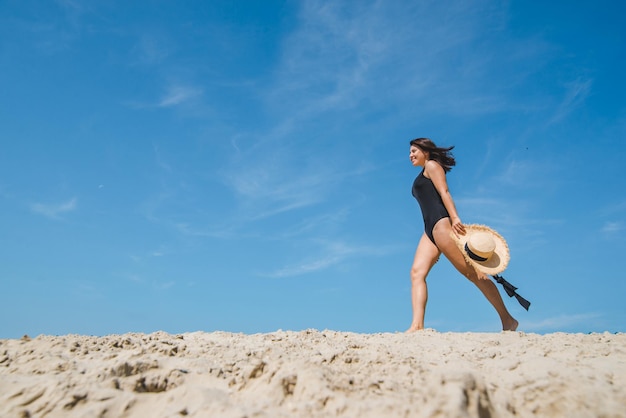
[464,243,488,262]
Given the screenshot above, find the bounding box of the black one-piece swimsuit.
[412,169,450,245]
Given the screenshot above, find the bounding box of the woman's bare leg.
[406,233,441,332]
[432,219,518,331]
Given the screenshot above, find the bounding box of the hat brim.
[451,224,510,275]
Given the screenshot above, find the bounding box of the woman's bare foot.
[502,318,519,331]
[405,325,424,333]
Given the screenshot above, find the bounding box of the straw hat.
[451,224,510,275]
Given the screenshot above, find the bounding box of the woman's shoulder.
[424,159,444,175]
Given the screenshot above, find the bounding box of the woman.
[407,137,518,332]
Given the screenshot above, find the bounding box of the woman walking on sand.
[407,137,518,332]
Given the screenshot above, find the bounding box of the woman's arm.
[424,160,466,236]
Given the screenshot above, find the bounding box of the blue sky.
[1,0,625,338]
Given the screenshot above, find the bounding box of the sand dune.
[1,330,625,417]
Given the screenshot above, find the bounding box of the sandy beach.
[1,330,625,417]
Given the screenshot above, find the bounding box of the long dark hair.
[410,137,456,172]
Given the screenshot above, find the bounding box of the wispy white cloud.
[278,208,351,239]
[523,312,602,332]
[70,281,104,300]
[131,33,173,66]
[599,199,626,216]
[125,84,203,109]
[173,206,352,243]
[14,0,93,55]
[212,0,560,239]
[220,153,377,230]
[31,197,77,219]
[174,222,235,239]
[153,144,173,172]
[157,85,203,108]
[274,2,387,107]
[485,158,561,192]
[262,240,389,278]
[602,221,624,234]
[265,254,345,278]
[267,0,543,124]
[267,0,405,122]
[548,77,593,125]
[130,248,168,261]
[0,184,12,200]
[220,152,336,222]
[157,281,175,290]
[55,0,84,12]
[123,272,176,291]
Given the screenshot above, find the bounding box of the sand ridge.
[1,330,625,417]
